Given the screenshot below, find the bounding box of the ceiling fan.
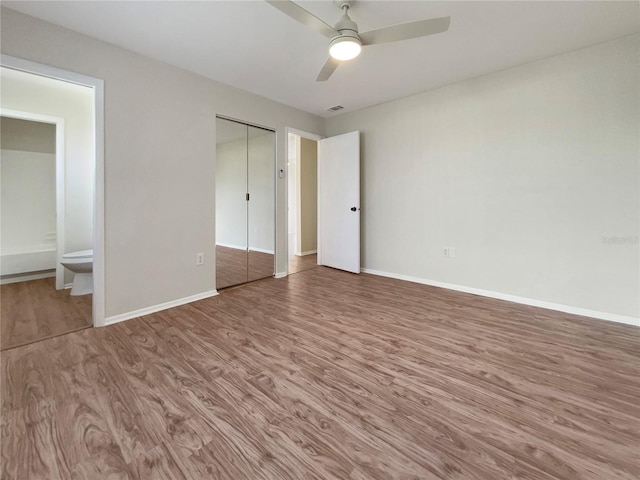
[266,0,450,81]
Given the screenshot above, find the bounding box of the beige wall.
[299,137,317,254]
[326,34,640,320]
[1,7,325,318]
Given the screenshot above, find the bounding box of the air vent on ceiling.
[326,105,344,112]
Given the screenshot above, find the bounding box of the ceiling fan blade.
[316,57,340,82]
[359,16,450,46]
[265,0,338,39]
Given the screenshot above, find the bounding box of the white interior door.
[318,130,360,274]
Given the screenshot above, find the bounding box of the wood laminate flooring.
[288,253,318,275]
[216,245,274,290]
[0,277,92,351]
[1,267,639,479]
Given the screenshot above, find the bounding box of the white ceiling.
[5,1,639,118]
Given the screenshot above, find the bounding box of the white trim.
[296,135,302,256]
[1,55,106,327]
[361,268,640,327]
[275,272,287,279]
[316,136,323,269]
[298,249,317,256]
[103,290,219,326]
[92,74,105,328]
[1,55,99,87]
[1,109,65,290]
[55,118,65,290]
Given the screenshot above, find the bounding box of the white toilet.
[61,249,93,296]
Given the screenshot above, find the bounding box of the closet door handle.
[350,207,357,212]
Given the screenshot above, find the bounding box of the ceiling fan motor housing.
[329,10,362,61]
[334,13,359,36]
[329,2,362,61]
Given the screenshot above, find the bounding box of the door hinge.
[246,193,250,201]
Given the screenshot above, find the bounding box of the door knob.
[350,207,357,211]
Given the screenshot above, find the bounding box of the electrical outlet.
[196,252,205,266]
[443,247,449,257]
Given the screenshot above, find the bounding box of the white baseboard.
[275,272,287,279]
[101,290,218,327]
[297,249,317,256]
[361,268,639,327]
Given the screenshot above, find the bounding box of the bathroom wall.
[299,137,317,254]
[1,116,55,152]
[0,67,94,284]
[0,117,57,277]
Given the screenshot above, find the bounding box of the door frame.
[284,127,322,276]
[1,54,106,327]
[0,109,66,290]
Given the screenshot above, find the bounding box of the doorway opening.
[0,56,104,348]
[287,130,320,275]
[286,128,361,276]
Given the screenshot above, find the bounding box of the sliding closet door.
[215,118,248,289]
[215,117,275,290]
[247,126,275,282]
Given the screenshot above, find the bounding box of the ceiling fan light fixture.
[329,35,362,61]
[265,0,451,82]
